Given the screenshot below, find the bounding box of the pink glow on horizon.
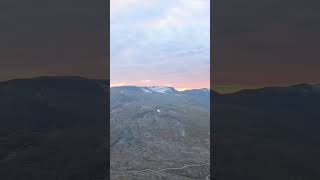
[110,80,209,90]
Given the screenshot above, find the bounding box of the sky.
[110,0,210,90]
[213,0,320,87]
[0,0,107,81]
[2,0,319,87]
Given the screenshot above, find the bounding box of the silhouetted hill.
[214,84,320,180]
[0,77,108,180]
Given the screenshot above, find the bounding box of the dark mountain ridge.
[2,77,319,179]
[111,86,210,108]
[0,76,108,180]
[214,83,320,180]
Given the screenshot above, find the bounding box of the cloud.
[111,0,210,88]
[141,80,151,83]
[111,0,161,21]
[110,0,138,18]
[146,0,210,29]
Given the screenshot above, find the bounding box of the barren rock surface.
[110,86,210,180]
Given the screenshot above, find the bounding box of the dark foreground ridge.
[214,83,320,180]
[0,76,108,180]
[2,77,319,179]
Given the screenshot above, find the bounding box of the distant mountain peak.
[110,86,212,97]
[31,76,88,80]
[182,88,209,92]
[111,86,178,94]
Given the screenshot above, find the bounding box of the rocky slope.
[110,86,210,180]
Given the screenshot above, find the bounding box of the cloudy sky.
[110,0,210,90]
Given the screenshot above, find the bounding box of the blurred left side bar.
[0,0,109,179]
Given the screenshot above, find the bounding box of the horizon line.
[1,76,318,91]
[110,85,209,91]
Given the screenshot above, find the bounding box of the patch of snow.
[149,87,172,93]
[141,88,152,93]
[181,130,185,137]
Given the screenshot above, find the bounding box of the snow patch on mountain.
[141,88,152,93]
[148,87,173,93]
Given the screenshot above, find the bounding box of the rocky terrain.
[110,86,210,180]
